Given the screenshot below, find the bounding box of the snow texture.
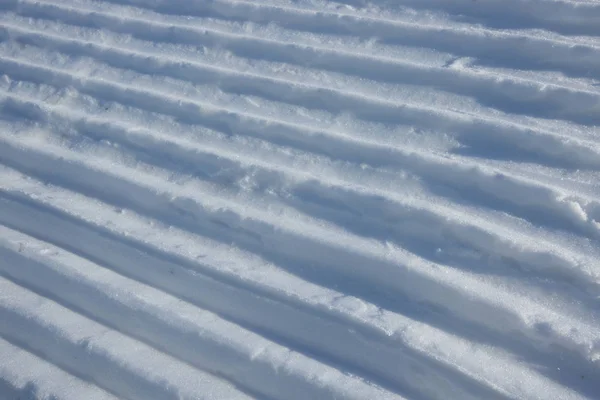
[0,0,599,399]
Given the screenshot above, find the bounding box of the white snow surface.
[0,0,600,399]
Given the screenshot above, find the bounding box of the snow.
[0,0,599,399]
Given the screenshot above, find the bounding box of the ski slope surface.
[1,0,600,399]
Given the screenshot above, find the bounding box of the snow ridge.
[0,0,599,399]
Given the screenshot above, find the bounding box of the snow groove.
[0,0,599,399]
[1,90,600,308]
[5,2,600,127]
[23,0,600,80]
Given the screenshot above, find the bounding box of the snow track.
[0,0,599,399]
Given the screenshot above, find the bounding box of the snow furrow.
[1,133,599,377]
[0,277,257,400]
[0,337,118,400]
[0,167,597,400]
[0,183,518,400]
[1,0,599,398]
[27,0,600,78]
[0,224,411,400]
[370,0,600,37]
[1,56,599,363]
[1,88,599,308]
[2,34,600,175]
[6,2,600,127]
[2,53,600,246]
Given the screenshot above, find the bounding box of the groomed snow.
[0,0,599,399]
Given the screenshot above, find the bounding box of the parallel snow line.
[0,226,409,400]
[3,88,599,307]
[56,0,600,36]
[5,23,600,158]
[1,0,599,399]
[0,191,515,400]
[0,277,256,400]
[0,194,442,400]
[2,90,599,301]
[3,42,600,176]
[0,336,119,400]
[33,0,600,80]
[108,0,600,40]
[0,57,600,244]
[4,14,600,129]
[25,109,600,315]
[0,171,596,400]
[28,0,600,49]
[380,0,600,37]
[3,79,600,297]
[1,136,599,370]
[2,57,600,244]
[9,83,600,206]
[14,2,596,219]
[7,2,600,126]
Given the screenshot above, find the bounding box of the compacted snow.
[0,0,600,399]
